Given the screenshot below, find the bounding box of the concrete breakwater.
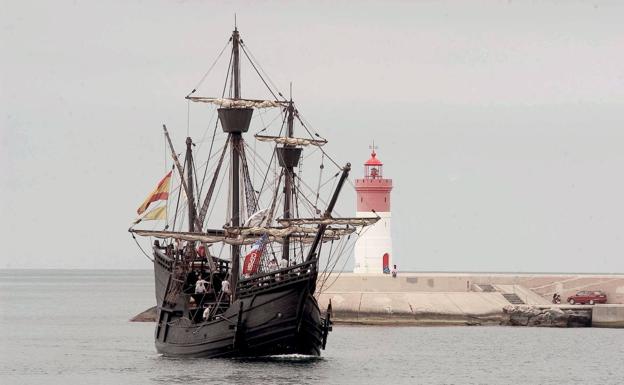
[316,272,624,327]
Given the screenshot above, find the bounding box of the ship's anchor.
[321,299,333,350]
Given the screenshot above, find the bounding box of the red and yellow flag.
[137,171,172,215]
[133,206,168,224]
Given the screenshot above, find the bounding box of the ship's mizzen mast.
[162,124,201,231]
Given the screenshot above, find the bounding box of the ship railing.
[189,257,230,276]
[153,248,174,271]
[236,260,317,298]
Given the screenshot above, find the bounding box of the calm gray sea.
[1,270,623,385]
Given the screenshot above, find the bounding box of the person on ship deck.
[221,279,231,301]
[195,277,208,294]
[197,244,207,259]
[202,304,212,321]
[165,243,174,257]
[175,238,183,257]
[184,270,199,294]
[153,240,165,250]
[183,242,196,263]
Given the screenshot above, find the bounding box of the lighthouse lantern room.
[354,146,394,274]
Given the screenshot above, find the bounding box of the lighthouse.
[354,146,393,274]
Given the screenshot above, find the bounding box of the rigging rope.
[206,156,230,225]
[171,159,186,231]
[197,111,220,198]
[253,112,287,204]
[191,147,201,210]
[240,41,286,101]
[254,109,283,135]
[294,110,342,170]
[316,239,335,292]
[132,233,154,263]
[238,143,259,217]
[197,140,230,226]
[321,239,358,293]
[263,170,284,227]
[240,42,281,101]
[222,46,234,99]
[319,223,374,294]
[315,153,325,208]
[186,99,190,137]
[318,234,356,294]
[293,172,343,217]
[186,38,232,97]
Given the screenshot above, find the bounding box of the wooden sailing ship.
[129,26,378,358]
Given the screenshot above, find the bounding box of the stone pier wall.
[316,272,624,326]
[592,304,624,328]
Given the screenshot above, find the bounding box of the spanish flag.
[137,171,172,215]
[133,205,167,224]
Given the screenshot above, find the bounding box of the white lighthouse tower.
[353,146,393,274]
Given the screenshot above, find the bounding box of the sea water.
[1,270,623,385]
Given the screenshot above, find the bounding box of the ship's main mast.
[217,27,254,300]
[231,28,241,296]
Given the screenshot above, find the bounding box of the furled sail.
[277,217,380,226]
[132,229,274,245]
[185,97,285,109]
[130,227,346,245]
[223,226,355,237]
[244,208,270,227]
[131,229,229,244]
[255,134,328,147]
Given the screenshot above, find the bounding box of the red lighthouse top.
[356,146,392,212]
[364,150,383,179]
[365,150,383,166]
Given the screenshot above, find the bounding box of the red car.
[567,290,607,305]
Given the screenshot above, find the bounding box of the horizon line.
[1,268,622,275]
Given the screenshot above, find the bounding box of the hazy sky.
[2,0,624,272]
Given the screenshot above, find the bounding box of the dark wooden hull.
[153,254,325,358]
